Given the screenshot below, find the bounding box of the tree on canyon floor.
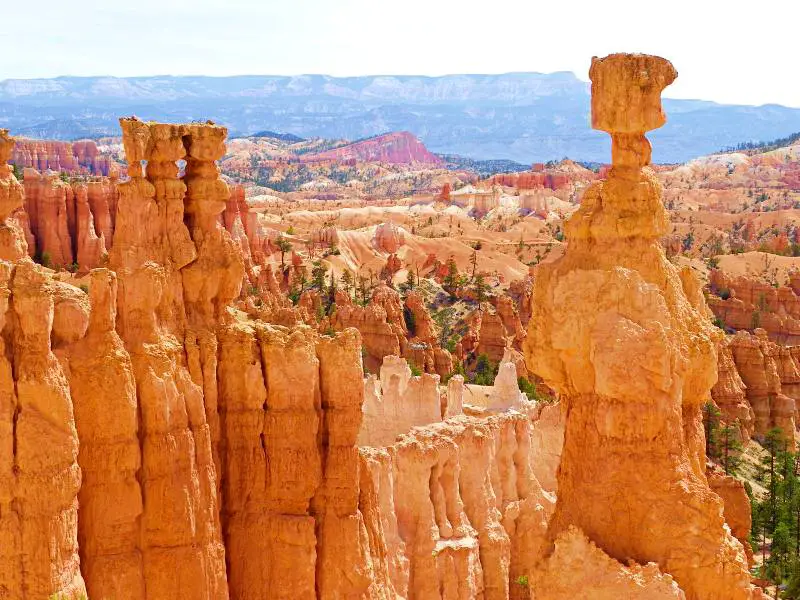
[703,402,743,475]
[472,353,499,386]
[743,427,800,597]
[275,234,292,271]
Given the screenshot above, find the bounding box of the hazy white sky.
[2,0,798,107]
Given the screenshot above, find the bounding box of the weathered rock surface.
[359,411,554,600]
[302,131,443,166]
[11,138,114,175]
[708,467,754,565]
[0,103,759,599]
[525,54,753,598]
[374,221,406,254]
[531,527,686,599]
[712,336,755,441]
[709,269,800,344]
[730,329,798,445]
[17,168,118,271]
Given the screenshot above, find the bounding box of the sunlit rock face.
[525,54,755,599]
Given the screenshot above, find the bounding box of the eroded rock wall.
[360,412,554,600]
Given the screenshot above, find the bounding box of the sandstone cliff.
[709,268,800,344]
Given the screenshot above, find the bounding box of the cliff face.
[524,54,754,598]
[0,122,374,599]
[0,130,87,599]
[712,336,755,441]
[360,411,554,600]
[709,269,800,344]
[12,138,114,175]
[20,168,117,271]
[728,329,799,446]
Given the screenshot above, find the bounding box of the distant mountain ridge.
[2,73,800,163]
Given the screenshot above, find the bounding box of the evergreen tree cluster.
[719,131,800,155]
[748,427,800,597]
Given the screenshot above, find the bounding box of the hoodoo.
[524,54,754,598]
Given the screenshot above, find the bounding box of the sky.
[2,0,798,107]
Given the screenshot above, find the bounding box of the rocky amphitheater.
[0,53,783,599]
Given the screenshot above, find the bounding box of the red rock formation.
[374,221,405,253]
[4,107,755,599]
[712,336,755,441]
[709,268,800,344]
[384,253,401,279]
[67,268,144,598]
[302,131,443,165]
[0,136,87,597]
[437,182,451,201]
[525,54,753,598]
[86,177,118,244]
[531,527,685,598]
[4,263,89,599]
[496,294,526,350]
[72,183,108,270]
[333,284,406,372]
[11,169,118,271]
[486,160,597,193]
[12,139,77,172]
[0,129,29,261]
[218,324,365,599]
[708,467,754,565]
[12,138,114,175]
[23,168,74,266]
[730,329,798,445]
[110,118,229,598]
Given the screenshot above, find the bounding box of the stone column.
[525,54,753,599]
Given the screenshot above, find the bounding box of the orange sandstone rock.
[0,130,29,261]
[525,54,753,599]
[708,467,754,565]
[531,527,686,599]
[110,118,228,599]
[23,168,74,267]
[712,336,755,441]
[359,412,553,599]
[67,269,145,598]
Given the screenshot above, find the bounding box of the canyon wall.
[11,138,115,175]
[19,168,117,271]
[0,123,368,600]
[709,268,800,344]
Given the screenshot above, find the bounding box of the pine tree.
[472,273,489,303]
[702,401,721,461]
[719,422,743,475]
[443,259,459,297]
[763,428,787,531]
[311,260,327,291]
[340,269,354,298]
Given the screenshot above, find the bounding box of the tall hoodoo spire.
[524,53,755,599]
